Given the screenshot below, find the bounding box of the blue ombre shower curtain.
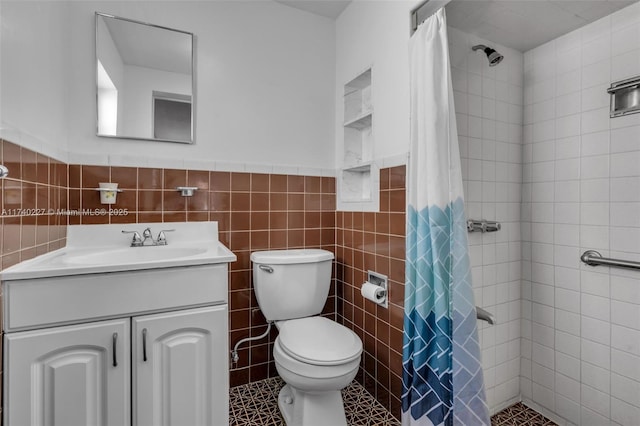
[402,9,489,426]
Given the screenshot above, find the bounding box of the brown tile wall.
[0,138,407,418]
[0,140,68,268]
[0,139,69,422]
[336,165,406,419]
[66,164,338,387]
[0,139,339,407]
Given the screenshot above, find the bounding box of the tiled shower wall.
[521,3,640,424]
[336,165,406,419]
[448,27,525,413]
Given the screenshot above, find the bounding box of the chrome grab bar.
[476,306,494,325]
[581,250,640,271]
[467,219,501,233]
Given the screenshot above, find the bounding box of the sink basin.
[0,221,236,280]
[62,246,208,265]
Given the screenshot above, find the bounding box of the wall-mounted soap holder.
[467,219,501,233]
[176,186,198,196]
[95,183,123,204]
[608,75,640,118]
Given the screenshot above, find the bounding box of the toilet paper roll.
[361,281,386,305]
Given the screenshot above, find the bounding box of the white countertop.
[1,221,236,281]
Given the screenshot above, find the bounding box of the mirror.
[95,12,195,144]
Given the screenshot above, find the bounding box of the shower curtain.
[402,9,489,426]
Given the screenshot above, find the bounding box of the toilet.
[251,249,363,426]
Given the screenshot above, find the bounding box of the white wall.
[335,0,422,168]
[448,25,524,415]
[2,1,336,173]
[521,3,640,424]
[66,1,336,172]
[0,1,71,161]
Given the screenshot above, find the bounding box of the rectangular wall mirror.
[95,12,195,144]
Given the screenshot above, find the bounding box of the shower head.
[472,44,504,67]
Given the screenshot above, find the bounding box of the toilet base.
[278,384,348,426]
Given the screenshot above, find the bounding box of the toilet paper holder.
[365,270,388,308]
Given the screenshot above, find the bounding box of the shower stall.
[409,0,640,424]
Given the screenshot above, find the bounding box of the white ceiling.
[446,0,638,52]
[274,0,352,19]
[275,0,637,52]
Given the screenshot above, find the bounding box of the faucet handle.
[122,230,143,246]
[156,229,175,245]
[142,227,153,239]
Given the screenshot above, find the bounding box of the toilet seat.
[277,316,363,366]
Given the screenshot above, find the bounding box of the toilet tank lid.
[251,249,334,264]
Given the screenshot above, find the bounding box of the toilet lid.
[277,317,363,366]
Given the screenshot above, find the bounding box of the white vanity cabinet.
[132,305,228,426]
[1,221,236,426]
[5,304,229,426]
[5,319,131,426]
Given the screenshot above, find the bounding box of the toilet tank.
[251,249,334,321]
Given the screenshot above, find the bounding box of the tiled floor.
[229,377,557,426]
[229,377,400,426]
[491,402,557,426]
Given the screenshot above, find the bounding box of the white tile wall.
[448,26,524,414]
[522,2,640,424]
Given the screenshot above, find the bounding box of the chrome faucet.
[122,228,175,247]
[156,229,174,245]
[141,228,154,245]
[121,230,144,247]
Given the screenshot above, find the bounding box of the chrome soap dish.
[608,76,640,118]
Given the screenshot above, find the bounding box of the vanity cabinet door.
[132,305,228,426]
[4,319,131,426]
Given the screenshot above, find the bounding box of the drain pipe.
[231,321,273,364]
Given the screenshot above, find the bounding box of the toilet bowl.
[273,316,361,426]
[251,249,364,426]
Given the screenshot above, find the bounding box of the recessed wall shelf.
[343,161,373,173]
[341,168,372,202]
[344,112,372,130]
[340,68,374,206]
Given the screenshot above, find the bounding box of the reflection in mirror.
[95,12,194,144]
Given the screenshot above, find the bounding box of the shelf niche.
[343,69,372,165]
[340,68,374,209]
[341,167,372,202]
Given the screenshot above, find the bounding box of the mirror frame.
[95,12,196,144]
